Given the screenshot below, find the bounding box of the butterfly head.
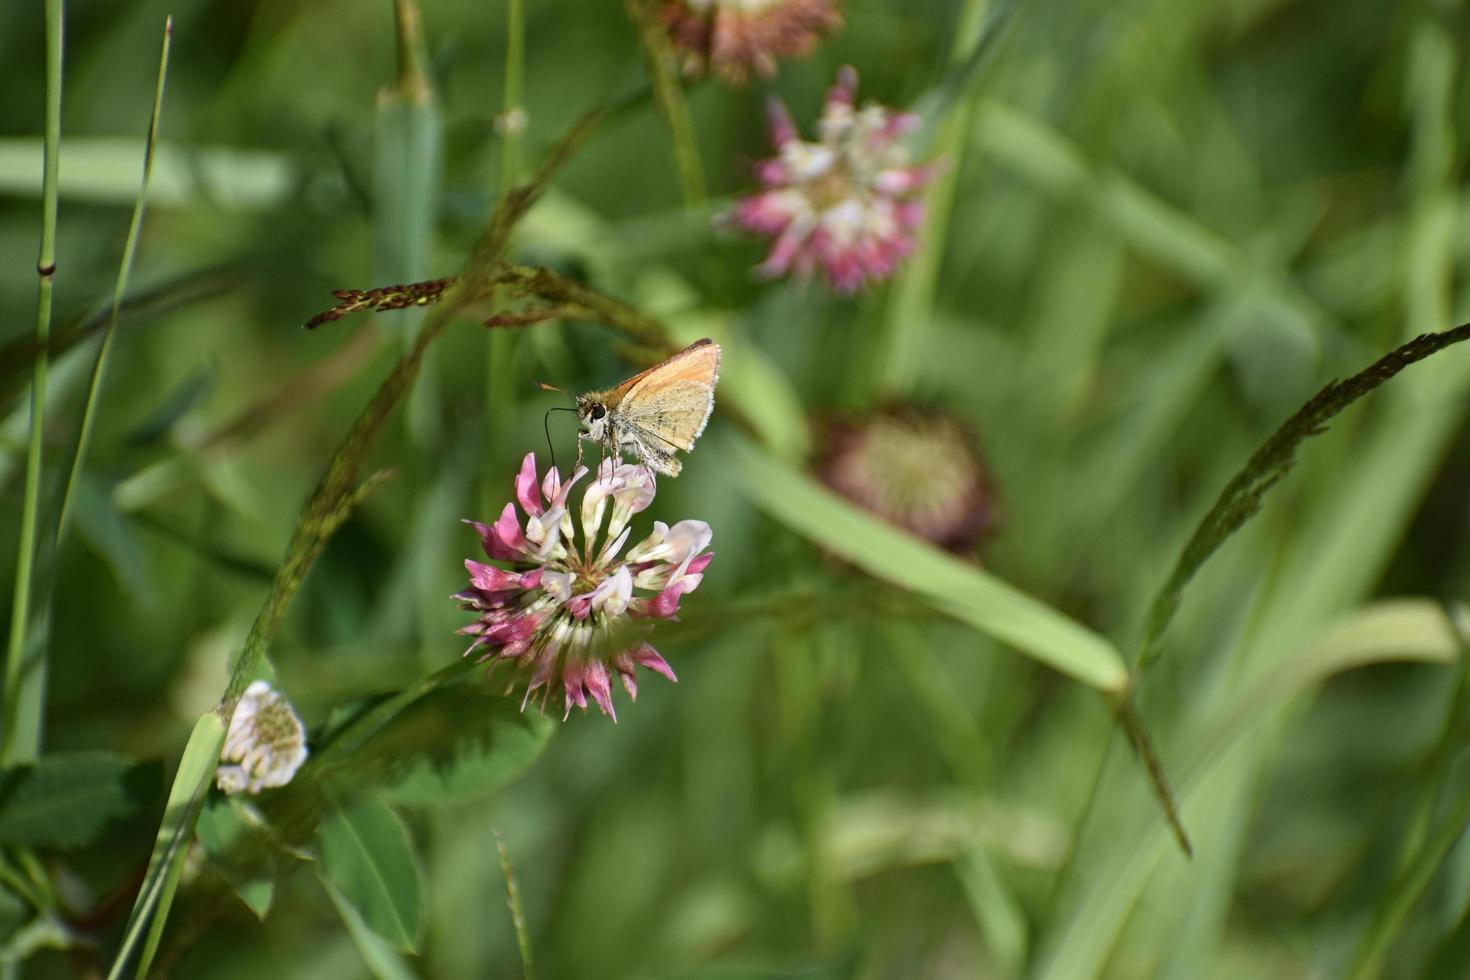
[576,394,612,442]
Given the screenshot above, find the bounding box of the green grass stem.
[2,0,64,768]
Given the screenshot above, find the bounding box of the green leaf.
[318,871,419,980]
[235,878,275,921]
[369,686,555,809]
[108,711,226,980]
[376,687,558,811]
[732,437,1129,693]
[195,797,275,920]
[318,798,423,953]
[0,751,160,849]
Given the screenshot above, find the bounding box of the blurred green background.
[5,0,1470,977]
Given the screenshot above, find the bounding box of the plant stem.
[3,0,64,767]
[872,0,989,397]
[629,0,705,207]
[495,830,537,980]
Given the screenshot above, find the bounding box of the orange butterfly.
[542,339,721,477]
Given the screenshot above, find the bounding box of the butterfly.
[542,339,721,478]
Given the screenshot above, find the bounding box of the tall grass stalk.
[2,0,64,768]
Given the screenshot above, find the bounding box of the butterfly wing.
[615,339,721,452]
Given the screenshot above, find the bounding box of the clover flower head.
[661,0,842,83]
[456,453,714,721]
[819,406,994,553]
[216,681,308,795]
[730,66,933,294]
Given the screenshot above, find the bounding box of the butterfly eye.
[590,404,606,421]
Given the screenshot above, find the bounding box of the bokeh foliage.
[4,0,1470,977]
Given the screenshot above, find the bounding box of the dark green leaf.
[0,884,27,942]
[196,797,276,921]
[343,684,554,809]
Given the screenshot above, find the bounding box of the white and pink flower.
[730,66,933,294]
[456,454,714,721]
[216,681,308,796]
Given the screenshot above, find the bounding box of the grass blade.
[57,15,171,538]
[2,0,64,767]
[732,437,1191,852]
[732,436,1127,693]
[106,712,226,980]
[377,0,442,448]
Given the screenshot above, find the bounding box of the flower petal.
[515,453,543,516]
[590,566,633,618]
[633,643,677,683]
[465,560,523,593]
[583,659,617,721]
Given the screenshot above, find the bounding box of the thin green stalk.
[629,0,705,206]
[3,0,64,768]
[494,829,536,980]
[57,16,171,538]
